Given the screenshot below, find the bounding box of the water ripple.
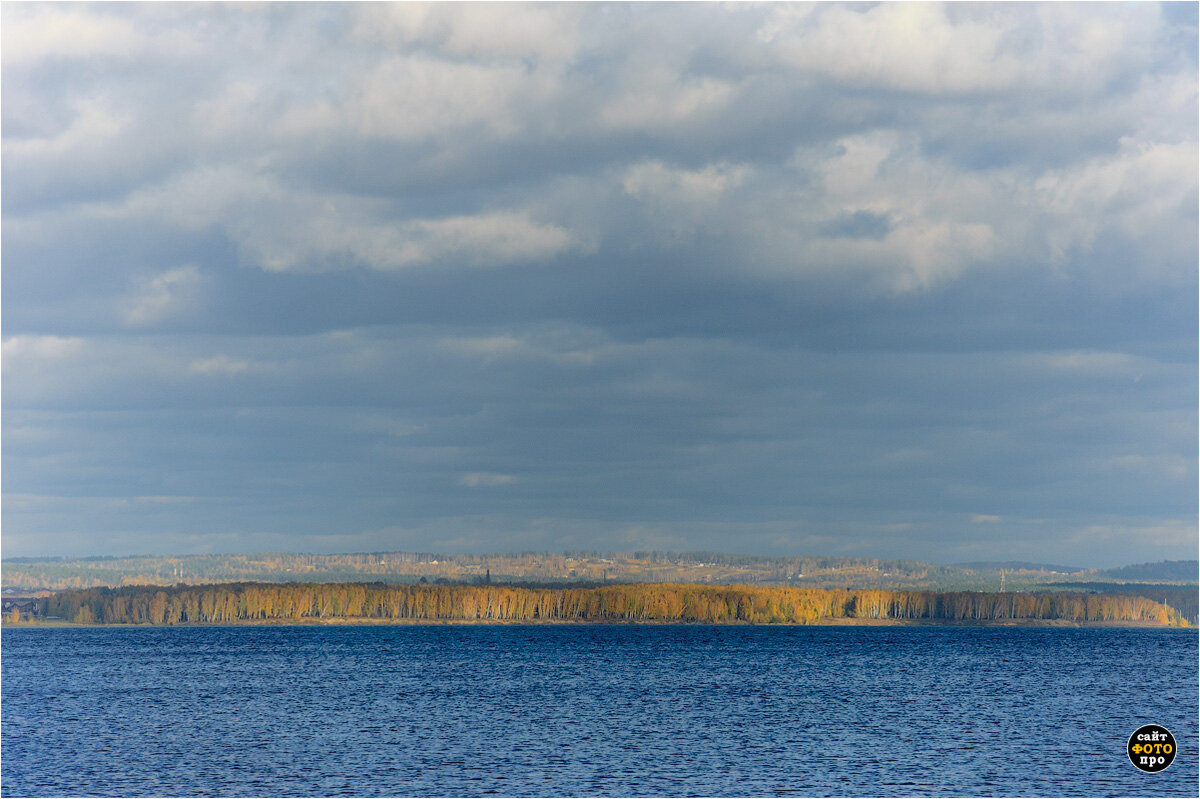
[2,625,1197,797]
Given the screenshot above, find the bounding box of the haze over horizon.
[3,3,1197,569]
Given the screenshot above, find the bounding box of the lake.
[2,624,1196,796]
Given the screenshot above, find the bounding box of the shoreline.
[23,581,1192,628]
[3,617,1190,630]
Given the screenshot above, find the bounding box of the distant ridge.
[953,561,1084,574]
[1096,560,1199,582]
[4,549,1191,593]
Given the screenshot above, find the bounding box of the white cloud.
[623,161,748,205]
[347,55,533,141]
[3,96,128,161]
[1,5,147,66]
[95,166,580,272]
[2,335,85,364]
[817,134,1000,287]
[621,160,750,243]
[672,133,1005,291]
[883,221,997,292]
[243,206,577,272]
[1018,351,1158,379]
[602,74,737,132]
[818,135,896,202]
[439,335,526,362]
[438,330,601,367]
[761,3,1161,96]
[768,4,1025,94]
[1099,455,1191,480]
[261,208,577,273]
[355,3,582,66]
[1,493,201,511]
[122,266,203,327]
[459,472,517,488]
[400,212,576,268]
[8,4,1190,297]
[96,165,262,230]
[1034,139,1199,276]
[187,356,251,377]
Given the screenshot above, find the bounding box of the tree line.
[4,550,1070,592]
[34,582,1186,626]
[1047,582,1197,623]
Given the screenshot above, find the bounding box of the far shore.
[3,616,1190,630]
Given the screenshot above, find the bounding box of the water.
[2,624,1196,797]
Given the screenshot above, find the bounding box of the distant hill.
[2,550,1193,594]
[1096,560,1198,582]
[953,561,1084,574]
[2,550,972,592]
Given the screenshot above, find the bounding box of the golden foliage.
[36,583,1186,626]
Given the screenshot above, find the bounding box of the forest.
[0,550,975,590]
[13,550,1193,593]
[31,582,1188,626]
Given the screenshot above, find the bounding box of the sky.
[2,2,1197,567]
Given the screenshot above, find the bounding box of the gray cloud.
[3,2,1195,566]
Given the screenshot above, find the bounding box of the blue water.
[2,624,1196,797]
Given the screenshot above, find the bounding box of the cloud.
[439,335,526,362]
[97,166,579,272]
[2,3,1194,565]
[2,5,149,66]
[1065,520,1199,554]
[439,329,602,367]
[291,209,580,273]
[400,212,576,269]
[459,473,517,488]
[2,96,127,161]
[821,211,892,241]
[622,161,748,204]
[122,266,203,327]
[337,56,539,141]
[620,160,750,243]
[7,4,1191,294]
[1099,455,1191,480]
[187,356,251,377]
[1034,139,1198,278]
[1020,351,1152,378]
[2,334,85,363]
[760,3,1164,96]
[602,75,738,132]
[353,3,582,65]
